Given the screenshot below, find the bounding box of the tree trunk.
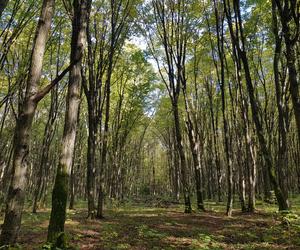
[211,1,232,212]
[86,105,96,218]
[247,141,256,212]
[96,184,104,218]
[274,0,300,142]
[0,0,55,245]
[32,87,58,213]
[69,160,75,210]
[206,80,222,202]
[272,0,289,205]
[47,0,87,245]
[173,102,192,213]
[238,162,246,212]
[224,0,289,211]
[172,131,180,201]
[96,54,113,219]
[84,0,96,218]
[183,88,204,211]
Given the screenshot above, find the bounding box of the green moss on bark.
[47,163,69,245]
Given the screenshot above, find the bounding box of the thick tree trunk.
[0,0,55,245]
[47,0,87,245]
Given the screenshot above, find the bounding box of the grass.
[1,197,300,249]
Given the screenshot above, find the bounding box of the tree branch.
[32,59,79,103]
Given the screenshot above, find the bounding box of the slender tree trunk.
[272,0,289,203]
[172,129,180,201]
[69,161,75,210]
[238,160,246,212]
[206,81,221,202]
[86,104,96,218]
[96,56,112,219]
[173,102,192,213]
[210,1,232,210]
[224,0,289,210]
[84,0,96,218]
[32,86,58,213]
[248,141,256,211]
[214,5,233,215]
[183,88,204,211]
[0,0,55,245]
[274,0,300,142]
[47,0,87,245]
[69,116,84,209]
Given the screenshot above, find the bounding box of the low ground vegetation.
[1,197,300,250]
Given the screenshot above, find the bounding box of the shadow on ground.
[11,203,300,250]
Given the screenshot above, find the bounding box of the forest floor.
[1,197,300,250]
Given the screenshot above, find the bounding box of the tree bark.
[211,0,232,215]
[182,88,204,211]
[274,0,300,143]
[0,0,55,245]
[172,102,192,213]
[47,0,88,245]
[272,0,289,204]
[32,87,57,213]
[224,0,289,211]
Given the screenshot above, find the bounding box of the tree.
[0,0,57,245]
[150,0,193,213]
[47,0,88,245]
[274,0,300,143]
[211,0,233,215]
[224,0,289,211]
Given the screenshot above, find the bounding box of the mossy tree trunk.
[47,0,88,245]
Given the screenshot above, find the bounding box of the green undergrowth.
[0,196,299,249]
